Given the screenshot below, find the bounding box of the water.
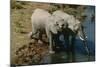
[40,6,95,64]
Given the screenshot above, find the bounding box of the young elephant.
[31,9,60,54]
[52,10,89,54]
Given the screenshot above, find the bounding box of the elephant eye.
[54,23,58,26]
[55,22,59,26]
[62,24,64,26]
[56,23,59,26]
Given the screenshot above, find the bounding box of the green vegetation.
[11,0,28,9]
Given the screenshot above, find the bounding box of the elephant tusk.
[85,35,88,39]
[79,36,84,41]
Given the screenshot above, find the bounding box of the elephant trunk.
[78,25,89,55]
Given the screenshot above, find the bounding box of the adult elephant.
[52,10,89,54]
[30,9,65,54]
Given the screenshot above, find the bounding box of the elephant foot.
[38,40,43,44]
[49,51,55,54]
[28,32,32,39]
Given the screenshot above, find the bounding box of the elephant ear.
[46,17,58,34]
[49,19,57,34]
[49,22,58,34]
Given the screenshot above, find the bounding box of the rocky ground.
[12,38,49,65]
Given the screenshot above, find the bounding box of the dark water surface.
[40,6,95,64]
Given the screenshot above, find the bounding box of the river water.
[39,6,95,64]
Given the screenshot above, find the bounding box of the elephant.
[52,10,89,54]
[30,9,65,54]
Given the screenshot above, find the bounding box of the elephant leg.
[31,26,39,40]
[70,35,75,51]
[49,34,55,54]
[71,35,76,55]
[69,35,76,62]
[53,33,62,51]
[64,35,75,62]
[46,28,54,54]
[64,35,69,51]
